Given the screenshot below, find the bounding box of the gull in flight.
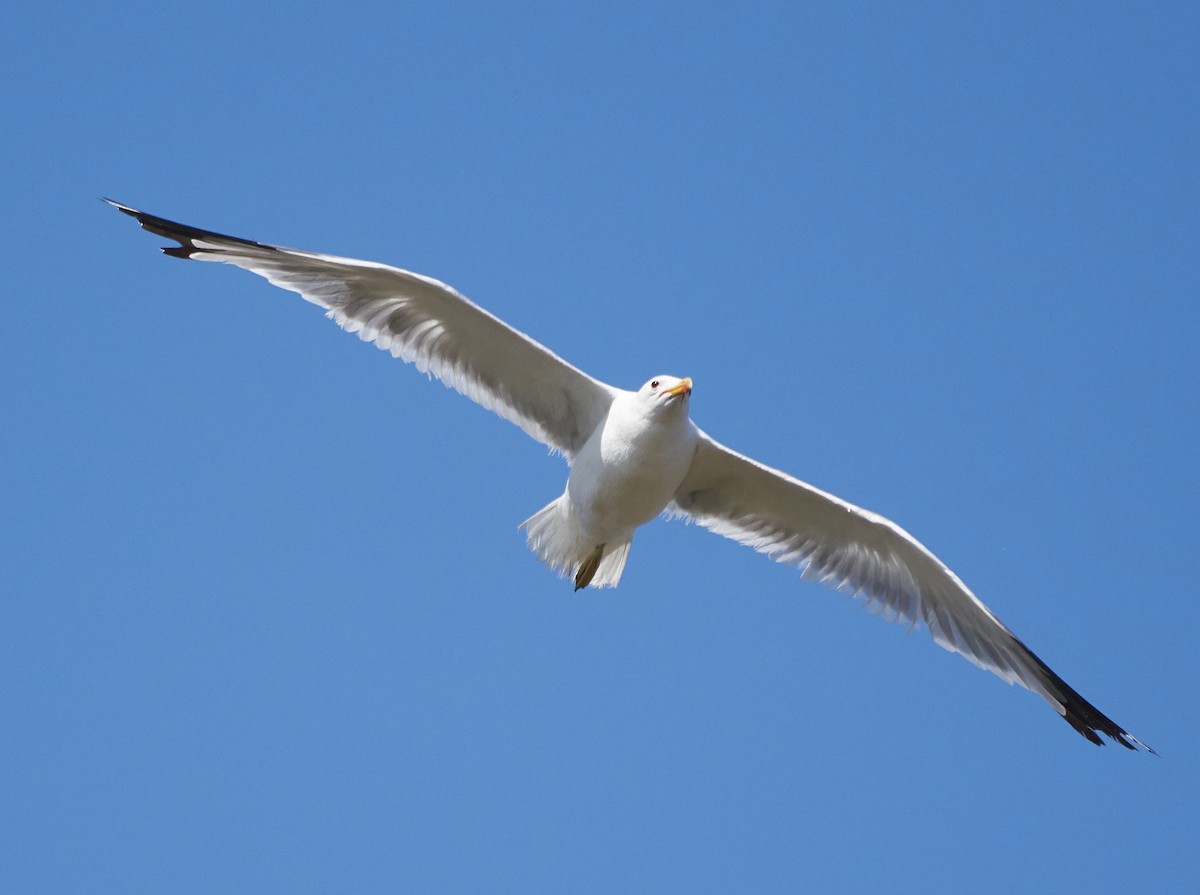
[108,199,1151,751]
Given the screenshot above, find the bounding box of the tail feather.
[520,496,632,588]
[591,541,631,589]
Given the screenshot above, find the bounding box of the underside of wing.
[108,200,615,458]
[671,429,1150,750]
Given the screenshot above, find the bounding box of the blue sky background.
[3,2,1197,892]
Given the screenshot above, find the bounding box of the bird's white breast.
[566,394,698,542]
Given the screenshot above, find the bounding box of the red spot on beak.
[660,377,693,399]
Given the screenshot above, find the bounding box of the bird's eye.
[650,380,660,389]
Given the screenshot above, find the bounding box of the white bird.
[108,199,1151,751]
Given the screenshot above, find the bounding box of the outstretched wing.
[108,200,614,458]
[672,429,1150,750]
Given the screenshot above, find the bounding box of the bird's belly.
[566,439,692,541]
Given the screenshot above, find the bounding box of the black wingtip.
[1064,710,1153,753]
[105,198,278,259]
[1059,689,1154,753]
[1013,634,1155,753]
[1061,689,1154,754]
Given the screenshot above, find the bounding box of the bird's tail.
[519,496,632,589]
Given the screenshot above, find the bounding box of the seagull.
[107,199,1151,751]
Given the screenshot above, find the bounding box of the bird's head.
[639,375,693,412]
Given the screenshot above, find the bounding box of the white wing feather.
[672,429,1150,750]
[107,200,614,458]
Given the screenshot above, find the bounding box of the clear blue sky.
[3,2,1197,892]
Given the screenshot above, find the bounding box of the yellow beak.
[661,377,693,398]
